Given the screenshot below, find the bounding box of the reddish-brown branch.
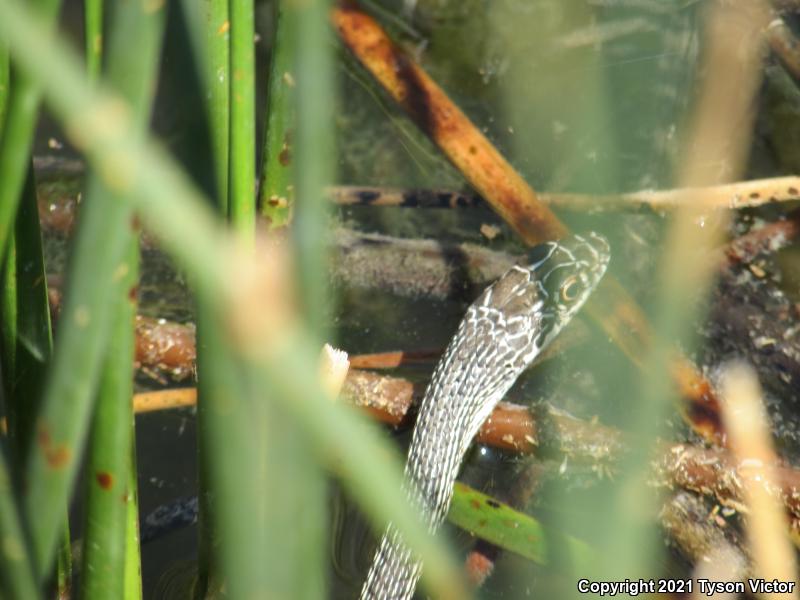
[331,5,567,244]
[349,349,442,369]
[476,403,537,453]
[340,369,419,426]
[134,316,196,381]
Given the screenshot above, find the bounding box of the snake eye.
[560,275,581,301]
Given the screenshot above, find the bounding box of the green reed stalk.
[0,0,62,263]
[205,0,230,212]
[0,4,467,596]
[258,1,294,228]
[228,0,255,237]
[259,400,326,599]
[0,161,54,600]
[21,158,132,580]
[79,0,164,596]
[83,0,102,80]
[197,0,269,593]
[194,2,230,593]
[80,245,138,600]
[195,314,284,598]
[0,40,8,128]
[123,453,142,600]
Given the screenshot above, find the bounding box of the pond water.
[28,0,800,597]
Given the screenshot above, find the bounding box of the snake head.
[475,232,609,371]
[524,231,610,349]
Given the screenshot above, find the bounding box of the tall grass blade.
[79,0,164,596]
[80,253,138,600]
[186,2,232,591]
[204,0,230,212]
[0,0,62,263]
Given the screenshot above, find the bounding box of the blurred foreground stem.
[290,0,334,336]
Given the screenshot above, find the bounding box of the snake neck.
[405,349,509,529]
[360,380,499,600]
[361,300,534,600]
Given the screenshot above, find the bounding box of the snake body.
[361,233,610,599]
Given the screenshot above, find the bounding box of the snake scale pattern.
[361,233,610,599]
